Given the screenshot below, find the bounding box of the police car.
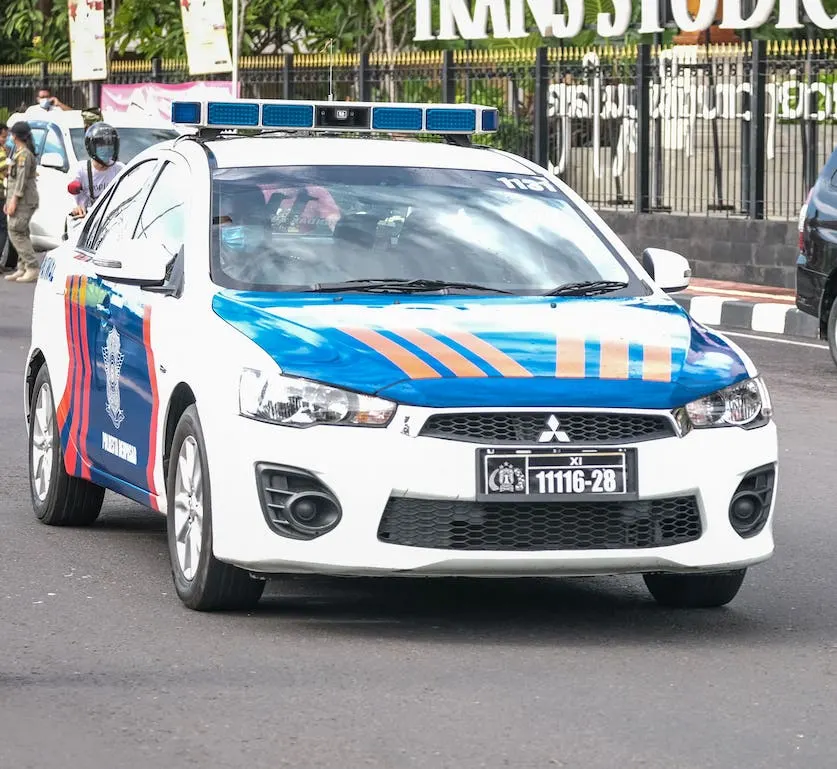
[24,98,778,612]
[7,106,179,251]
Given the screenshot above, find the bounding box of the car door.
[66,157,160,497]
[31,123,72,247]
[85,158,189,501]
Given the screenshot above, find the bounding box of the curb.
[672,293,821,340]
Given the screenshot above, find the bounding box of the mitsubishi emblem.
[538,414,570,443]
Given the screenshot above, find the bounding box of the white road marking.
[720,331,829,349]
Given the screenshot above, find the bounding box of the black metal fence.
[2,39,836,221]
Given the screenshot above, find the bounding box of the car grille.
[377,496,701,551]
[418,412,676,445]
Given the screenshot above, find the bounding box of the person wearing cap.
[3,121,40,283]
[69,122,125,218]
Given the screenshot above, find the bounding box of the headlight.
[683,376,772,429]
[239,368,395,427]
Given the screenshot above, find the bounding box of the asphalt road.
[2,278,836,769]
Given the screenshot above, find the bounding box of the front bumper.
[202,406,778,577]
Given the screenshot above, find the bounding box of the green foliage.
[1,0,70,64]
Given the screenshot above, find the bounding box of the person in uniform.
[0,123,14,272]
[3,122,40,284]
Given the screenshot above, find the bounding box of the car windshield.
[69,127,179,163]
[210,164,637,295]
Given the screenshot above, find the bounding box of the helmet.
[84,122,119,166]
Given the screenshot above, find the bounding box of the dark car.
[797,147,837,366]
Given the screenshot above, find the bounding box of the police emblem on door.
[103,326,125,429]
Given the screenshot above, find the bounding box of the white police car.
[24,98,778,612]
[7,106,179,251]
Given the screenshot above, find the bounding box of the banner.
[414,0,837,41]
[67,0,107,80]
[179,0,233,75]
[101,81,239,121]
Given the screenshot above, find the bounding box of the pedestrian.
[0,122,17,273]
[4,122,40,284]
[33,86,71,113]
[69,122,124,218]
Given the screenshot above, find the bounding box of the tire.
[826,297,837,369]
[28,363,105,526]
[643,569,747,608]
[166,404,265,611]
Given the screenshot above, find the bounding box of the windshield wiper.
[543,280,629,297]
[306,278,514,294]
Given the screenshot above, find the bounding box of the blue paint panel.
[627,342,645,380]
[211,290,752,410]
[83,278,155,492]
[88,465,153,509]
[431,331,504,376]
[584,339,601,379]
[376,329,452,377]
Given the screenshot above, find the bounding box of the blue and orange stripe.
[143,305,160,510]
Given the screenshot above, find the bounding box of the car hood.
[212,291,751,409]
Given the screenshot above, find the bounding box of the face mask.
[220,225,263,251]
[39,98,52,110]
[95,147,115,165]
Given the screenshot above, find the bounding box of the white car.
[7,106,180,251]
[24,98,778,612]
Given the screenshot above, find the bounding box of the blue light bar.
[207,101,259,127]
[171,101,201,124]
[262,103,314,128]
[426,108,475,133]
[372,106,423,131]
[170,98,500,136]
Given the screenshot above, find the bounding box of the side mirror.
[41,151,67,171]
[641,247,691,294]
[92,239,172,287]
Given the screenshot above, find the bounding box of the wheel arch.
[819,268,837,339]
[24,349,47,423]
[162,382,197,488]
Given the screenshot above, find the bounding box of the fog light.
[285,492,341,534]
[728,465,775,538]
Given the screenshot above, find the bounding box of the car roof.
[204,136,538,173]
[9,106,179,131]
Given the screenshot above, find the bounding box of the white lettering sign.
[102,432,138,465]
[414,0,834,39]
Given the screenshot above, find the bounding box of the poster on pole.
[179,0,233,75]
[67,0,108,81]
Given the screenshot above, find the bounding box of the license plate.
[476,447,637,502]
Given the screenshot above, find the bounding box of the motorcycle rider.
[69,122,125,218]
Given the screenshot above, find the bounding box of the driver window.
[134,161,188,258]
[84,160,158,253]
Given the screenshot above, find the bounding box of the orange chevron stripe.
[599,339,629,380]
[642,344,672,382]
[443,330,532,377]
[341,327,441,379]
[394,329,487,377]
[555,337,585,378]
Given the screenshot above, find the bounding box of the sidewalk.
[673,278,820,340]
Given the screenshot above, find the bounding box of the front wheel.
[166,404,265,611]
[643,569,747,608]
